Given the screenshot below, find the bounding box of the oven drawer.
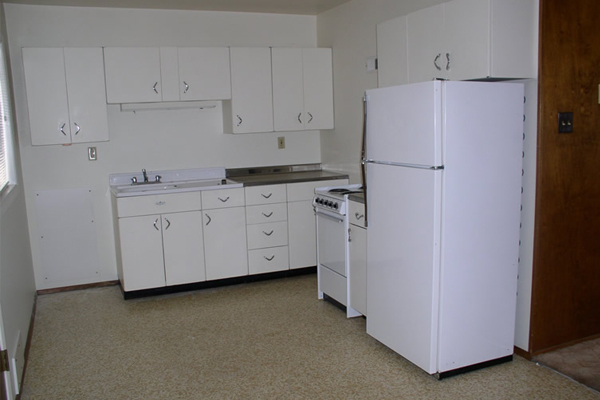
[246,203,288,224]
[319,265,347,306]
[248,246,289,274]
[245,184,287,205]
[247,221,288,249]
[348,200,366,228]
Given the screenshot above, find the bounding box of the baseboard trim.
[37,280,119,296]
[514,346,532,360]
[531,332,600,357]
[16,293,37,400]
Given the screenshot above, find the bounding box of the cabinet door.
[287,200,317,270]
[162,211,206,286]
[63,48,109,144]
[118,215,166,291]
[272,48,305,131]
[349,225,367,316]
[203,207,248,280]
[226,47,273,133]
[22,48,71,145]
[445,0,490,81]
[377,16,409,88]
[302,48,334,130]
[178,47,231,101]
[104,47,162,103]
[406,4,446,83]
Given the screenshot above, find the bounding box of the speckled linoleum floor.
[21,274,600,399]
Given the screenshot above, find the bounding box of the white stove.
[313,184,363,318]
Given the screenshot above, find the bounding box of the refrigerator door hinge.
[0,350,10,372]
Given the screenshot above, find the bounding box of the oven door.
[316,209,346,277]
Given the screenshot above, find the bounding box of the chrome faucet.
[142,168,148,183]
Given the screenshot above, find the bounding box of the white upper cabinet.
[23,47,109,146]
[272,48,334,131]
[104,47,231,103]
[378,0,537,86]
[104,47,162,103]
[223,47,274,134]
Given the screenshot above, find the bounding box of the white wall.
[0,2,36,397]
[5,4,320,289]
[317,0,446,182]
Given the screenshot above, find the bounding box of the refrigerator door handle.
[361,94,369,227]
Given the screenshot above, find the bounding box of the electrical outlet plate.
[277,137,285,149]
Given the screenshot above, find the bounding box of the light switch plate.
[88,147,97,161]
[277,137,285,149]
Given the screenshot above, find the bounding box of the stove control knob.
[333,203,339,209]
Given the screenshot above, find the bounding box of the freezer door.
[366,163,442,374]
[365,81,442,167]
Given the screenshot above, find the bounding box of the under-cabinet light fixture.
[120,101,218,112]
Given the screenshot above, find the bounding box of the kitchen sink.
[111,178,241,197]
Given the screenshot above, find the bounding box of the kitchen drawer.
[248,246,289,274]
[348,200,366,228]
[246,203,288,224]
[116,191,201,218]
[201,187,245,209]
[245,184,287,205]
[287,179,348,202]
[247,221,288,249]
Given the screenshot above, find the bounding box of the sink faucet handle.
[131,177,137,184]
[155,175,162,183]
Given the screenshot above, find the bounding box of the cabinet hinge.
[0,350,9,373]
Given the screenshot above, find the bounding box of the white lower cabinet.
[202,188,248,280]
[245,185,289,274]
[118,210,205,292]
[287,179,348,269]
[348,200,367,316]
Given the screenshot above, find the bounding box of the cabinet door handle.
[307,112,313,123]
[153,218,160,231]
[446,53,451,71]
[298,113,302,124]
[434,53,442,71]
[264,255,275,261]
[237,115,243,126]
[355,213,364,220]
[263,230,274,236]
[73,122,80,136]
[261,193,272,199]
[218,196,229,203]
[153,82,159,94]
[164,218,171,230]
[262,212,273,218]
[183,81,189,93]
[59,123,67,136]
[205,214,212,226]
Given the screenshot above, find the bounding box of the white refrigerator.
[363,80,524,377]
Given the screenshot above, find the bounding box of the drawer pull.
[156,201,166,206]
[261,193,272,199]
[264,255,275,262]
[355,213,364,220]
[262,212,273,218]
[218,196,230,203]
[153,218,160,231]
[263,230,274,236]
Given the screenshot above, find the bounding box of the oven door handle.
[316,210,344,223]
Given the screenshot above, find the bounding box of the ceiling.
[2,0,353,15]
